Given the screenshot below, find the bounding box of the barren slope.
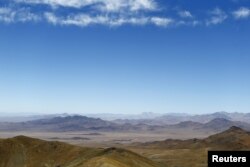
[0,136,162,167]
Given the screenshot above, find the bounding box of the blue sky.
[0,0,250,115]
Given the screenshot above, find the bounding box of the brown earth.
[128,126,250,167]
[0,136,163,167]
[1,126,249,167]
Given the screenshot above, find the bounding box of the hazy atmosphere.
[1,0,250,114]
[1,1,250,167]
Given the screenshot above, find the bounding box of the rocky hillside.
[134,126,250,150]
[0,136,162,167]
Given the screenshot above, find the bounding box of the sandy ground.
[0,129,215,147]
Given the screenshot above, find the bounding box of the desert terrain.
[1,113,250,167]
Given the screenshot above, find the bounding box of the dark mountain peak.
[205,126,250,143]
[209,118,231,122]
[204,118,231,126]
[18,115,117,132]
[7,135,43,145]
[205,118,232,125]
[52,115,89,120]
[11,135,41,142]
[172,121,203,129]
[13,135,32,140]
[212,111,228,115]
[30,115,106,124]
[178,121,202,126]
[58,115,105,122]
[226,126,247,133]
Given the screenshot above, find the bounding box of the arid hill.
[134,126,250,150]
[129,126,250,167]
[0,136,162,167]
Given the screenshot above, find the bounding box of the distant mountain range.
[86,112,163,121]
[2,112,250,124]
[0,116,116,132]
[0,112,162,122]
[156,118,250,133]
[113,111,250,125]
[1,115,250,133]
[169,118,250,131]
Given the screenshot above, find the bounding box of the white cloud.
[151,17,173,26]
[0,7,15,23]
[45,12,109,26]
[233,7,250,19]
[44,12,172,27]
[206,8,227,25]
[44,12,58,24]
[16,0,157,12]
[2,1,250,28]
[109,17,149,26]
[16,0,95,8]
[129,0,156,11]
[2,0,173,27]
[0,7,40,23]
[178,10,193,18]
